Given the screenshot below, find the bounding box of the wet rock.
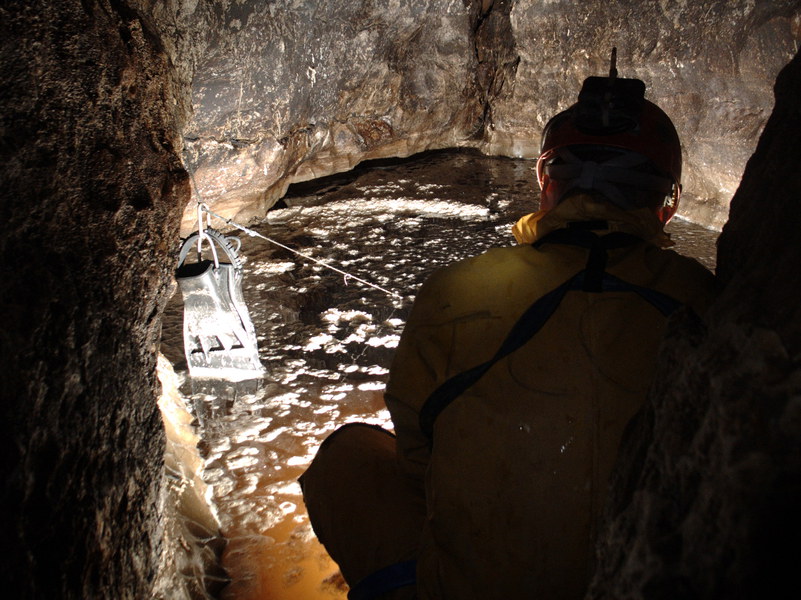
[154,355,228,600]
[171,0,799,233]
[489,0,801,229]
[0,1,189,597]
[176,0,481,234]
[589,49,801,599]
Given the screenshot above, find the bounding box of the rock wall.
[494,0,801,228]
[589,49,801,599]
[2,0,801,597]
[0,1,189,597]
[154,354,227,600]
[177,0,800,234]
[176,0,483,233]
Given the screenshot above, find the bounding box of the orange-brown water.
[159,149,718,599]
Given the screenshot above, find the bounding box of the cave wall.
[2,0,801,598]
[175,0,484,232]
[589,50,801,598]
[0,1,189,597]
[176,0,800,234]
[495,0,801,228]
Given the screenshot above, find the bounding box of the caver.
[301,53,715,600]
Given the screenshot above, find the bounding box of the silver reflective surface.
[160,149,719,599]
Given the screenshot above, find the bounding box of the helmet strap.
[542,147,675,212]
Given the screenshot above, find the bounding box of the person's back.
[387,193,713,598]
[301,59,715,600]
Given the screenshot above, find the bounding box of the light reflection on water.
[159,149,719,599]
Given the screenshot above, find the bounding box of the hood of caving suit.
[383,192,715,599]
[537,74,683,226]
[512,192,675,249]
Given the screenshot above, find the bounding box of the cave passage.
[159,149,719,599]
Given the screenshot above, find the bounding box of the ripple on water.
[160,149,720,599]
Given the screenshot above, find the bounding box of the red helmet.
[537,75,682,224]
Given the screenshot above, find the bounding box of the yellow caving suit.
[301,193,715,599]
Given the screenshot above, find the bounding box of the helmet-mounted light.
[537,49,682,224]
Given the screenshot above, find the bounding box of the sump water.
[159,148,719,599]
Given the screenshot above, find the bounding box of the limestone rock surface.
[176,0,482,233]
[173,0,800,233]
[588,49,801,600]
[0,1,188,597]
[493,0,801,228]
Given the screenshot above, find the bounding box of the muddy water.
[159,149,719,599]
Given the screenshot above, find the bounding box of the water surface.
[160,149,719,599]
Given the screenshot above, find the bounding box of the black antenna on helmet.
[575,47,645,135]
[601,47,618,127]
[609,47,618,80]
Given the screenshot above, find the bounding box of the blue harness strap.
[418,225,683,440]
[347,559,417,600]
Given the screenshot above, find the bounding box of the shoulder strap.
[534,225,642,292]
[347,560,417,600]
[418,227,681,440]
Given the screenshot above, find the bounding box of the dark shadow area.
[279,148,487,204]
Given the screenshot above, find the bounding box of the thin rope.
[195,202,220,269]
[181,162,402,300]
[182,159,402,405]
[201,204,403,300]
[199,203,406,385]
